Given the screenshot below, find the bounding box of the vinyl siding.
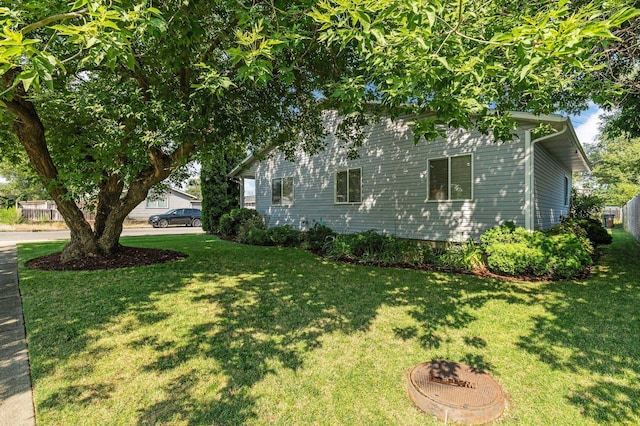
[254,113,528,241]
[128,190,197,220]
[533,144,571,230]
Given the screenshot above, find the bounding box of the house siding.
[128,190,197,220]
[254,114,528,241]
[533,143,571,230]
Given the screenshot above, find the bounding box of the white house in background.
[228,111,590,242]
[128,187,200,220]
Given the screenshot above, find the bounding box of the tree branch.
[21,8,89,35]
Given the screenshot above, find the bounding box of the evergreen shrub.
[218,208,262,237]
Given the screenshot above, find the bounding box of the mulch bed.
[25,246,187,271]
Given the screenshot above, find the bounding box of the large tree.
[0,0,637,260]
[589,133,640,205]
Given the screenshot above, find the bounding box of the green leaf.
[608,8,640,27]
[519,64,531,81]
[370,27,386,45]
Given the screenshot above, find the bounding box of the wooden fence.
[20,208,95,222]
[623,195,640,242]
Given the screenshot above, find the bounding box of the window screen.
[428,155,472,200]
[336,168,361,203]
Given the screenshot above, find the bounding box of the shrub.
[483,241,548,276]
[436,240,485,272]
[549,217,612,246]
[481,223,592,279]
[304,223,336,253]
[325,230,391,262]
[245,227,271,246]
[570,189,604,219]
[266,225,303,247]
[324,230,427,266]
[325,234,355,261]
[574,218,612,245]
[218,208,262,237]
[236,215,266,244]
[349,230,388,258]
[545,233,593,279]
[0,208,22,225]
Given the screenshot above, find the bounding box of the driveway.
[0,227,205,246]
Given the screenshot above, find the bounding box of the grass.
[17,228,640,425]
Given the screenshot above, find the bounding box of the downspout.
[524,122,568,231]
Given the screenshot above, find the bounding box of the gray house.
[229,111,589,242]
[128,187,200,220]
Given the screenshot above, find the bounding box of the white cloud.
[572,105,607,147]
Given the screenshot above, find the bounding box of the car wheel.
[191,218,202,227]
[158,219,169,228]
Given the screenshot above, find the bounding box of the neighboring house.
[128,187,201,220]
[229,111,589,242]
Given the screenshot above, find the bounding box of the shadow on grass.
[517,229,640,423]
[18,231,640,424]
[127,242,531,424]
[20,235,532,424]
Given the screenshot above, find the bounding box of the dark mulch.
[25,246,187,271]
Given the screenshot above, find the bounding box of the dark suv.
[149,208,202,228]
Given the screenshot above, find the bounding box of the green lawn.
[18,229,640,425]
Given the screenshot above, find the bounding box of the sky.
[571,103,607,148]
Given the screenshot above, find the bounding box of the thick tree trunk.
[3,77,101,260]
[4,74,198,262]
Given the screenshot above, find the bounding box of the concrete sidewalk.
[0,244,35,426]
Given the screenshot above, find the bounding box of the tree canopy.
[589,133,640,205]
[0,0,638,260]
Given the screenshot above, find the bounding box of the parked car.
[149,208,202,228]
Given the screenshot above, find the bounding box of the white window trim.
[427,154,474,202]
[146,195,169,209]
[271,176,294,206]
[334,167,362,204]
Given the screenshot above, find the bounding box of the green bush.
[324,230,427,266]
[245,227,271,246]
[304,223,336,253]
[267,225,303,247]
[0,208,22,225]
[218,208,262,237]
[545,233,593,279]
[481,223,592,279]
[236,215,266,244]
[574,218,612,245]
[325,230,389,262]
[484,241,548,276]
[549,217,612,246]
[570,189,604,219]
[436,240,485,272]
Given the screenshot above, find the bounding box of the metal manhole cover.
[408,360,505,424]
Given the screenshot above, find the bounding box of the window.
[272,177,294,205]
[564,176,570,206]
[428,154,472,201]
[335,168,362,203]
[146,194,169,208]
